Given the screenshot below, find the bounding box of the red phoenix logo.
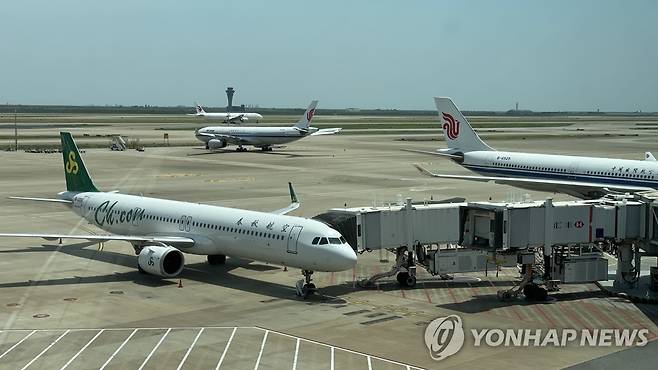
[306,108,316,122]
[442,112,460,140]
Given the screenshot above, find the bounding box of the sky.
[1,0,657,111]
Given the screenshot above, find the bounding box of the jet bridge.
[320,193,658,300]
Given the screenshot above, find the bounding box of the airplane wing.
[270,182,300,215]
[310,128,342,136]
[0,233,196,247]
[203,133,250,145]
[413,164,654,199]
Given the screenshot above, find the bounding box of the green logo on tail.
[60,132,99,193]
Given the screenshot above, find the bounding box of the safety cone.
[178,279,183,288]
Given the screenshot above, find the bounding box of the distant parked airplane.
[195,100,342,151]
[191,104,263,124]
[0,132,357,297]
[411,97,658,199]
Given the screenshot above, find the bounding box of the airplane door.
[178,216,185,231]
[287,226,303,254]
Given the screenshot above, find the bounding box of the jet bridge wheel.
[396,272,417,288]
[207,254,226,265]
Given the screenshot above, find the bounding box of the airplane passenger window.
[312,237,320,244]
[319,237,328,245]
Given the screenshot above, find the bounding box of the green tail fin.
[60,132,99,192]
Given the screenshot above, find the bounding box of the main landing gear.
[207,254,226,265]
[260,146,273,151]
[296,270,317,299]
[235,146,248,152]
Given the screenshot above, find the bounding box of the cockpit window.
[319,237,328,245]
[329,237,341,244]
[339,236,347,244]
[312,237,320,245]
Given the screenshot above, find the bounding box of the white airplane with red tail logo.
[410,97,658,199]
[195,100,342,151]
[191,104,263,124]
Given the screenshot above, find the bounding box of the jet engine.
[137,245,185,278]
[208,138,228,149]
[239,117,248,122]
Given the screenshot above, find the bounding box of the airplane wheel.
[302,283,317,299]
[405,274,417,288]
[207,254,226,265]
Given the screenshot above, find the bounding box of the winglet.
[288,182,299,203]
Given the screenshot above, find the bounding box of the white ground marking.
[21,329,70,370]
[98,328,138,370]
[176,327,205,370]
[215,327,237,370]
[0,330,36,360]
[138,328,171,370]
[0,327,425,370]
[331,346,335,370]
[59,329,105,370]
[253,330,269,370]
[292,338,300,370]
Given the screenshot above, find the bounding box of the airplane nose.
[336,244,357,270]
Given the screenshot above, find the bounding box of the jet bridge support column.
[403,198,417,283]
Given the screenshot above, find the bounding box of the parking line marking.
[59,329,105,370]
[330,346,335,370]
[0,330,36,360]
[253,329,268,370]
[292,338,300,370]
[367,355,372,370]
[21,329,70,370]
[99,328,138,370]
[176,327,204,370]
[138,328,171,370]
[216,327,237,370]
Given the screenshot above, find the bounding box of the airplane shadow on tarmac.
[0,242,348,303]
[187,147,332,158]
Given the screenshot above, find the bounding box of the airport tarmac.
[1,119,658,369]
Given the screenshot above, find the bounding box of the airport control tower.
[226,87,235,113]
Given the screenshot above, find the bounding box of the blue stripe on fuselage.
[463,164,658,188]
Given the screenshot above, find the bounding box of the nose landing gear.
[296,270,316,299]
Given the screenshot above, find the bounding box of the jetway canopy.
[326,194,658,254]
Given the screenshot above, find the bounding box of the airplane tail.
[434,97,493,153]
[60,132,100,192]
[294,100,319,129]
[195,104,206,115]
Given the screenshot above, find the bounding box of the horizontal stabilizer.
[402,148,462,159]
[310,128,342,136]
[9,196,72,204]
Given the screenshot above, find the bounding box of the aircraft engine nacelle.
[208,138,228,149]
[137,245,185,278]
[240,116,248,122]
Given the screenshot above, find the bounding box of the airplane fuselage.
[65,191,356,272]
[461,150,658,189]
[196,126,319,146]
[198,112,263,122]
